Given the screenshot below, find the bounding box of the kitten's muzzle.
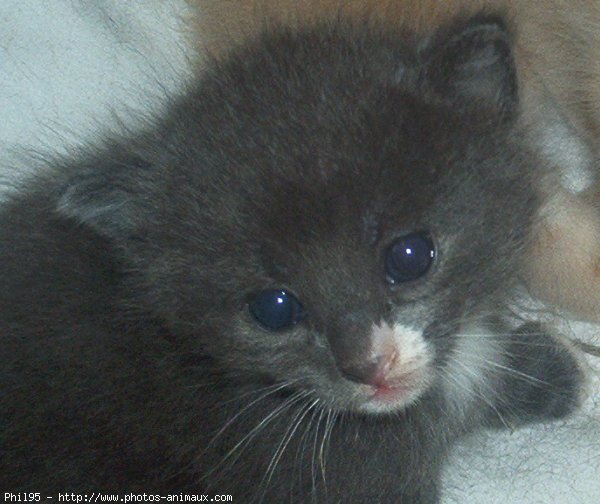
[332,313,403,389]
[329,315,433,411]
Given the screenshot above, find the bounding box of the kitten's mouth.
[372,383,410,402]
[360,371,426,413]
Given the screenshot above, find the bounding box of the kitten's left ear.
[423,15,518,117]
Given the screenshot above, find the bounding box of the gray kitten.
[0,14,582,503]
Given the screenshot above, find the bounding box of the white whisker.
[293,400,322,500]
[319,408,336,489]
[257,396,319,501]
[440,363,511,429]
[206,380,296,449]
[451,348,549,387]
[311,405,327,499]
[206,389,309,480]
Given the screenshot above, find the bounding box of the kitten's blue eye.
[249,289,305,331]
[385,233,435,284]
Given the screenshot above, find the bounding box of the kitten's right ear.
[55,154,153,240]
[423,15,518,118]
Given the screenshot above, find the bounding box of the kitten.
[0,14,583,503]
[188,0,600,322]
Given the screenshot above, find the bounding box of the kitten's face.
[216,123,528,414]
[61,18,541,414]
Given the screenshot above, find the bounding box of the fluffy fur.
[0,14,583,502]
[188,0,600,322]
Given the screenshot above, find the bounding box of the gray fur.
[0,15,582,502]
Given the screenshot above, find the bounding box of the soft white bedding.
[1,1,598,501]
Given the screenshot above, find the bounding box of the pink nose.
[339,348,399,387]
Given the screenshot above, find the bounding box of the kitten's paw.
[494,322,584,425]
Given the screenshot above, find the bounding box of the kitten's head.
[57,16,540,414]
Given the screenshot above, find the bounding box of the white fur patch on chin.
[441,324,503,416]
[360,323,435,414]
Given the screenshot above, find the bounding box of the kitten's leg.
[489,322,584,427]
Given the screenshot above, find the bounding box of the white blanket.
[1,1,598,501]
